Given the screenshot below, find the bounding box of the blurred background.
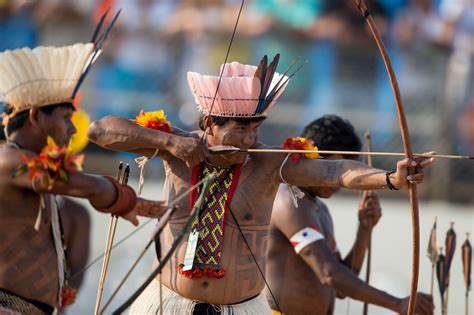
[1,0,473,202]
[1,1,473,314]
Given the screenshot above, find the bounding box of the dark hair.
[301,115,361,159]
[198,114,266,131]
[3,102,74,135]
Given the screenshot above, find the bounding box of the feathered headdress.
[187,54,299,118]
[0,9,120,127]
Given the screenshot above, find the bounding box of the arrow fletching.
[444,222,457,288]
[437,247,446,302]
[427,217,438,265]
[462,233,472,291]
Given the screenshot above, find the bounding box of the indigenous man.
[266,115,435,315]
[88,55,435,314]
[0,43,166,313]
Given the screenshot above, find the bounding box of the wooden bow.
[354,1,420,314]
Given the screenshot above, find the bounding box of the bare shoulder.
[0,146,31,173]
[250,143,287,181]
[272,185,296,218]
[272,185,323,238]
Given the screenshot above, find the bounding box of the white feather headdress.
[0,43,94,118]
[0,9,121,127]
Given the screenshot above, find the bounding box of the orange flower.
[133,110,171,133]
[13,136,84,188]
[282,137,319,161]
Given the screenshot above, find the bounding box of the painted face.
[209,120,261,164]
[37,105,76,147]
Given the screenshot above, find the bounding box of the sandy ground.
[65,179,473,315]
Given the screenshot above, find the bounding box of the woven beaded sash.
[180,162,242,279]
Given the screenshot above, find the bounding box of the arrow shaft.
[239,149,470,160]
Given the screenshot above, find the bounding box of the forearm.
[135,198,168,218]
[45,173,117,209]
[282,159,388,190]
[342,226,371,274]
[333,270,400,312]
[301,245,401,313]
[88,115,177,153]
[338,160,388,190]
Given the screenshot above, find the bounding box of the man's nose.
[69,122,77,135]
[241,134,255,147]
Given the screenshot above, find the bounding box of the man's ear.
[203,116,213,136]
[28,108,40,127]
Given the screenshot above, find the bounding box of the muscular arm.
[278,154,434,191]
[12,170,118,210]
[272,190,402,313]
[87,115,177,157]
[299,243,400,312]
[3,148,118,211]
[280,158,387,190]
[88,115,200,159]
[134,198,168,218]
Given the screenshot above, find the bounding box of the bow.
[354,1,420,314]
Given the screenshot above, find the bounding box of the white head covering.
[0,43,95,125]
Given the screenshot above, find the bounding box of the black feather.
[72,9,121,99]
[255,55,268,110]
[91,8,110,44]
[255,54,280,113]
[437,248,446,302]
[265,60,306,106]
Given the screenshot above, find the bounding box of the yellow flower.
[282,137,319,161]
[133,110,171,132]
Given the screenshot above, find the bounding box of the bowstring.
[200,0,246,142]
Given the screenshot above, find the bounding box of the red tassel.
[177,265,226,279]
[61,285,77,306]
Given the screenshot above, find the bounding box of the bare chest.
[164,158,279,225]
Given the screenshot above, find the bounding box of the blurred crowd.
[1,0,473,200]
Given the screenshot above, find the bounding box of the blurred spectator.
[0,0,39,50]
[393,0,454,48]
[458,98,474,153]
[91,0,181,120]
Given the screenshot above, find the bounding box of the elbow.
[87,116,117,146]
[87,120,103,144]
[320,270,337,288]
[320,266,344,291]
